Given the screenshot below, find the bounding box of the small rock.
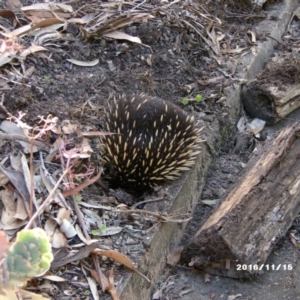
[221,167,231,174]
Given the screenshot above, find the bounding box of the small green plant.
[195,94,203,102]
[182,97,189,105]
[75,194,82,201]
[74,177,83,183]
[5,228,53,287]
[44,76,51,83]
[83,290,91,296]
[91,224,107,236]
[181,93,203,105]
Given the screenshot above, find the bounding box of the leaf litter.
[0,0,278,298]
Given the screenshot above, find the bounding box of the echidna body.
[102,94,201,191]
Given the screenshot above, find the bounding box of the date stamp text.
[236,264,293,271]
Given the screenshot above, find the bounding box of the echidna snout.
[102,94,202,191]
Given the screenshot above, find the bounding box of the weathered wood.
[242,51,300,124]
[230,0,267,10]
[182,123,300,278]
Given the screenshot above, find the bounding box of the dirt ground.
[1,0,300,299]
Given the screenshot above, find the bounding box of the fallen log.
[228,0,267,10]
[241,51,300,124]
[182,123,300,278]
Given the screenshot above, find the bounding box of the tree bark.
[182,123,300,278]
[242,51,300,124]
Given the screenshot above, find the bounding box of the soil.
[0,0,300,299]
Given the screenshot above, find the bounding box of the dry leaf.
[0,120,38,153]
[228,294,242,300]
[39,167,66,206]
[221,48,246,54]
[0,171,9,186]
[42,275,66,282]
[99,226,123,236]
[204,273,211,283]
[68,17,90,25]
[1,24,32,38]
[44,218,56,237]
[81,131,116,137]
[51,243,99,269]
[54,3,74,13]
[108,268,120,300]
[31,18,64,31]
[82,12,154,40]
[1,287,51,300]
[247,30,256,43]
[0,220,27,231]
[92,248,150,282]
[24,65,35,77]
[45,218,68,248]
[22,3,58,11]
[21,2,73,18]
[289,232,298,247]
[52,229,68,248]
[61,120,77,134]
[57,208,70,220]
[75,224,98,245]
[14,194,28,220]
[10,152,22,171]
[86,276,99,300]
[103,31,142,44]
[152,288,163,300]
[16,288,51,300]
[66,58,99,67]
[0,10,16,18]
[20,44,47,57]
[0,189,16,225]
[89,268,110,292]
[61,171,100,197]
[0,49,17,67]
[93,249,136,271]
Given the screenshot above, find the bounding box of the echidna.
[101,94,202,191]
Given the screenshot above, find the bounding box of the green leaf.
[182,97,189,105]
[83,290,91,296]
[75,194,82,201]
[100,224,107,232]
[91,224,107,237]
[195,94,202,102]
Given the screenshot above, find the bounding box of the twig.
[131,196,164,209]
[72,196,90,241]
[25,168,69,230]
[39,152,70,209]
[117,209,192,223]
[0,75,31,88]
[29,138,35,221]
[61,170,102,197]
[0,132,48,150]
[265,33,286,47]
[92,254,106,292]
[130,0,146,11]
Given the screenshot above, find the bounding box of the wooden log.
[241,51,300,124]
[182,123,300,278]
[230,0,267,10]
